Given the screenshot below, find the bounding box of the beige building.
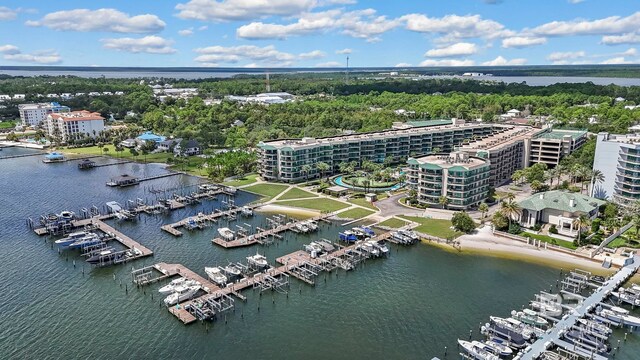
[46,110,105,143]
[529,129,587,167]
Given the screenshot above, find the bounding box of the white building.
[46,110,105,142]
[591,132,640,203]
[18,102,70,127]
[13,94,25,100]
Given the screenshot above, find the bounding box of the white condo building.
[18,102,70,127]
[592,132,640,204]
[46,110,105,142]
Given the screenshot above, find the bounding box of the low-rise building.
[46,110,105,142]
[518,190,605,237]
[19,102,70,127]
[406,152,491,210]
[175,139,201,156]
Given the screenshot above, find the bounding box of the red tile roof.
[50,110,104,122]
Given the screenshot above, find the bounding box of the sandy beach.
[256,204,320,219]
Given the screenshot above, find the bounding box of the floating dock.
[161,202,258,237]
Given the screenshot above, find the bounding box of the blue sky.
[0,0,638,67]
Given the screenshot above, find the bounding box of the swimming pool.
[333,175,404,192]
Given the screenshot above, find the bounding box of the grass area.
[400,216,463,239]
[343,175,396,188]
[347,197,378,210]
[278,187,318,200]
[243,183,289,201]
[608,229,640,248]
[63,145,172,163]
[520,232,578,250]
[336,207,375,219]
[274,198,350,212]
[223,174,259,187]
[0,120,16,129]
[377,217,410,228]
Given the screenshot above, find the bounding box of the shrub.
[532,223,542,232]
[508,222,521,234]
[591,218,601,233]
[451,211,476,233]
[549,225,558,234]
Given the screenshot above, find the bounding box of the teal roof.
[534,129,587,140]
[406,119,453,128]
[518,190,605,213]
[137,131,166,142]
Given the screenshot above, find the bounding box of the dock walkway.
[520,255,640,360]
[0,152,44,160]
[162,201,257,237]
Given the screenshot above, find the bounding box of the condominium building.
[46,110,105,142]
[406,152,491,210]
[591,132,640,204]
[18,102,70,127]
[257,120,501,182]
[529,129,587,167]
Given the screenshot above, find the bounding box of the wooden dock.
[0,152,44,160]
[162,202,259,237]
[211,214,331,248]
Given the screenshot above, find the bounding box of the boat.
[58,211,75,221]
[530,300,563,317]
[597,306,640,327]
[158,278,200,295]
[487,316,535,341]
[225,186,237,194]
[303,242,324,256]
[511,309,548,327]
[54,231,92,247]
[42,152,65,163]
[217,227,235,240]
[372,239,390,255]
[480,339,513,357]
[358,226,375,237]
[114,209,135,221]
[391,231,411,244]
[295,222,309,233]
[612,289,640,306]
[576,318,613,337]
[351,227,369,239]
[246,253,268,268]
[163,285,200,306]
[305,220,318,231]
[241,206,253,216]
[397,229,419,243]
[198,183,219,192]
[563,329,610,355]
[204,267,228,286]
[223,264,242,277]
[339,230,358,242]
[67,233,102,249]
[457,340,500,360]
[86,249,128,265]
[361,241,380,257]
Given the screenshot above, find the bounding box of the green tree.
[500,199,521,227]
[492,211,509,231]
[451,211,476,233]
[438,196,449,209]
[301,164,313,181]
[129,148,139,159]
[478,202,489,219]
[572,215,590,246]
[316,161,331,180]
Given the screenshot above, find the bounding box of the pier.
[161,202,259,237]
[519,255,640,360]
[0,152,45,160]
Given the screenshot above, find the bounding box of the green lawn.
[347,197,378,210]
[278,187,318,200]
[0,120,16,129]
[242,183,289,201]
[63,145,172,163]
[520,232,578,250]
[377,217,410,228]
[336,208,375,219]
[274,198,350,212]
[400,216,463,239]
[608,228,640,248]
[223,174,259,187]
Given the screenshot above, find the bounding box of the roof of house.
[518,190,606,214]
[182,139,200,148]
[137,131,166,142]
[50,110,104,122]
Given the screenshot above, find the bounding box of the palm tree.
[511,170,524,185]
[438,195,449,209]
[301,164,312,181]
[502,192,516,202]
[500,200,521,227]
[572,215,590,245]
[478,202,489,219]
[555,164,566,186]
[316,161,331,180]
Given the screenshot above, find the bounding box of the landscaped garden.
[519,231,578,250]
[400,216,463,239]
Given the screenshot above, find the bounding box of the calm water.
[1,148,638,359]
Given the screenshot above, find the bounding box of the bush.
[549,225,558,234]
[591,218,601,233]
[451,211,476,233]
[532,223,542,232]
[508,222,521,234]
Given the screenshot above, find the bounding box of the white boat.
[598,306,640,327]
[511,309,548,327]
[158,278,200,295]
[218,227,235,240]
[370,239,389,256]
[247,253,268,268]
[55,231,91,247]
[530,300,563,317]
[576,318,613,336]
[489,316,535,340]
[612,289,640,306]
[223,264,242,277]
[361,241,380,257]
[163,285,200,306]
[58,211,75,221]
[205,267,228,286]
[225,186,237,194]
[295,222,309,233]
[241,206,253,216]
[457,340,500,360]
[480,340,512,357]
[198,183,219,192]
[305,220,318,231]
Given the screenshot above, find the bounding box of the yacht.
[372,239,390,255]
[597,306,640,327]
[530,300,563,317]
[479,339,512,357]
[225,186,237,194]
[205,267,228,286]
[223,264,242,277]
[68,233,102,249]
[218,227,235,241]
[576,318,613,337]
[55,231,92,247]
[158,278,200,295]
[247,253,268,269]
[86,249,128,266]
[305,220,318,232]
[361,241,380,257]
[339,230,358,243]
[198,183,219,192]
[58,211,75,222]
[457,340,500,360]
[391,231,410,244]
[163,285,200,306]
[611,290,640,306]
[241,206,253,216]
[563,329,610,355]
[295,222,309,233]
[351,227,368,240]
[511,309,548,327]
[398,229,419,243]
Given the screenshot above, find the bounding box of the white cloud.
[501,36,547,48]
[336,48,352,54]
[402,13,512,42]
[0,44,20,54]
[395,62,412,67]
[102,36,176,54]
[425,42,477,58]
[620,48,638,56]
[315,61,343,67]
[178,28,194,36]
[547,51,586,61]
[198,25,208,31]
[194,45,298,66]
[601,33,640,45]
[419,59,475,66]
[26,8,165,33]
[299,50,326,59]
[320,0,356,4]
[481,56,527,66]
[236,9,400,42]
[2,47,62,64]
[532,12,640,36]
[0,6,17,20]
[600,57,633,64]
[176,0,316,22]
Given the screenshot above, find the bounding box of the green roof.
[518,190,606,214]
[534,129,587,140]
[406,119,453,128]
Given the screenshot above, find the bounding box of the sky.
[0,0,639,68]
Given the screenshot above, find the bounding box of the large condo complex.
[406,152,490,210]
[529,129,587,167]
[46,110,105,143]
[592,132,640,204]
[18,102,70,127]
